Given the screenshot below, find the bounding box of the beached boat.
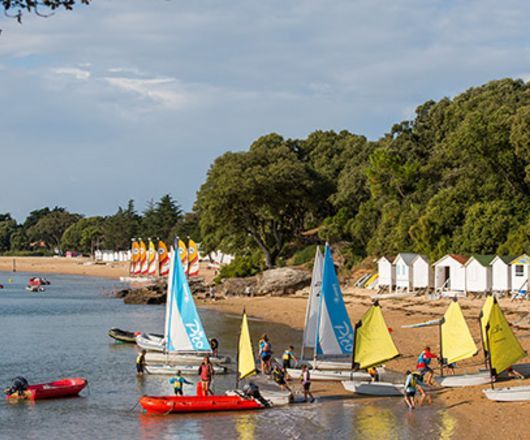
[483,386,530,402]
[6,378,87,400]
[139,395,264,414]
[342,302,400,395]
[342,381,404,396]
[145,364,228,375]
[26,285,45,293]
[136,333,165,352]
[108,328,142,344]
[435,373,491,387]
[288,245,356,379]
[287,368,372,381]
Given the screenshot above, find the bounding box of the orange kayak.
[6,378,88,400]
[139,395,264,414]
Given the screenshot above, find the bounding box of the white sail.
[302,246,323,350]
[163,248,176,341]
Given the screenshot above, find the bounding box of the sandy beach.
[1,257,529,437]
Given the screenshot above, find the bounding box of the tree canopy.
[2,0,90,22]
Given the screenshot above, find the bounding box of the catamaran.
[403,297,489,387]
[287,244,371,381]
[342,302,403,396]
[483,297,529,401]
[136,247,229,365]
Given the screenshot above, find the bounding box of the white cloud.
[54,67,91,80]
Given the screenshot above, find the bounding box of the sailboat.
[403,298,489,387]
[139,239,149,276]
[129,239,139,276]
[136,247,229,365]
[188,238,200,277]
[147,239,158,277]
[483,297,529,401]
[287,244,371,381]
[158,240,170,277]
[342,302,403,396]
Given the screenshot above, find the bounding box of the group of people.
[403,346,438,410]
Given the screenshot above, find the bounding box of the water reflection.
[235,414,256,440]
[355,405,397,440]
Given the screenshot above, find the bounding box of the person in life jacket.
[404,370,417,410]
[415,346,438,385]
[4,376,29,397]
[136,350,147,375]
[282,345,298,370]
[368,367,379,382]
[242,382,270,407]
[209,338,219,358]
[169,371,192,396]
[198,357,215,395]
[271,364,292,393]
[258,334,273,374]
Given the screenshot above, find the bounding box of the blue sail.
[165,249,211,353]
[315,244,354,356]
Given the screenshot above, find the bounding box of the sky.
[0,0,529,221]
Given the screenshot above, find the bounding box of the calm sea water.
[0,272,457,439]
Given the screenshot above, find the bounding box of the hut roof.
[510,254,530,265]
[467,254,496,267]
[492,255,517,265]
[393,253,418,265]
[433,254,469,266]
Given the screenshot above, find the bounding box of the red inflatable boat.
[139,395,264,414]
[6,378,88,401]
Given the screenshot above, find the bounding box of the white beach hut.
[510,255,530,293]
[411,255,434,290]
[433,254,469,293]
[465,255,495,294]
[393,253,418,291]
[491,256,515,294]
[377,256,395,291]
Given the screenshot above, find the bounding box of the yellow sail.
[354,303,399,369]
[479,295,494,344]
[178,239,188,275]
[238,312,256,380]
[486,298,526,375]
[441,300,477,364]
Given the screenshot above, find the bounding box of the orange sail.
[147,240,158,276]
[130,240,139,276]
[158,240,170,277]
[178,239,188,275]
[139,240,148,275]
[188,239,200,277]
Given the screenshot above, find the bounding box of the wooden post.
[12,258,16,273]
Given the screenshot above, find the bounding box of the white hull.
[226,389,292,406]
[295,359,353,370]
[119,276,153,283]
[435,372,491,388]
[145,364,228,375]
[136,333,165,352]
[145,351,231,366]
[342,381,404,396]
[483,386,530,402]
[287,368,372,382]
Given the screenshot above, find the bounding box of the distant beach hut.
[510,255,530,293]
[393,253,418,291]
[465,255,495,294]
[433,254,469,292]
[411,255,433,290]
[377,256,395,291]
[491,255,515,294]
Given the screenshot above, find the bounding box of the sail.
[158,240,170,277]
[178,239,189,275]
[147,240,158,276]
[353,303,399,369]
[164,248,211,353]
[302,246,323,350]
[188,239,200,277]
[486,298,526,376]
[130,240,139,276]
[479,295,494,347]
[316,244,354,356]
[441,300,477,364]
[140,240,148,275]
[238,311,256,380]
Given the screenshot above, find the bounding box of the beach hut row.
[377,253,530,295]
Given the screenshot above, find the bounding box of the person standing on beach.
[258,334,273,374]
[300,365,315,403]
[404,370,417,410]
[416,346,438,385]
[198,357,215,395]
[282,345,298,370]
[136,350,147,376]
[210,338,219,358]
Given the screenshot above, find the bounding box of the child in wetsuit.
[169,371,192,396]
[282,346,298,369]
[136,350,147,375]
[272,364,292,393]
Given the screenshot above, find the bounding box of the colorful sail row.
[129,238,200,278]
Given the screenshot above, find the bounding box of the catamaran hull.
[136,333,166,352]
[226,390,292,406]
[145,352,231,366]
[435,372,491,388]
[341,381,404,396]
[145,365,228,375]
[286,368,372,382]
[289,360,353,370]
[483,386,530,402]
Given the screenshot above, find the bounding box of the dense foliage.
[2,0,90,23]
[197,79,530,267]
[0,194,196,255]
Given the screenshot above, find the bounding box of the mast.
[301,246,321,359]
[439,316,445,377]
[350,319,362,379]
[312,283,324,369]
[484,321,494,390]
[236,308,243,389]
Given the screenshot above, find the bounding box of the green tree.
[102,200,140,250]
[27,210,81,252]
[0,214,17,252]
[61,216,105,255]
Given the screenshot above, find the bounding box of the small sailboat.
[342,302,403,396]
[140,239,149,276]
[287,244,371,382]
[147,239,158,277]
[145,364,228,375]
[129,240,140,276]
[158,240,170,277]
[137,247,229,365]
[188,238,200,277]
[483,297,528,401]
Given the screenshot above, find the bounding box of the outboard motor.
[5,376,29,397]
[242,382,270,407]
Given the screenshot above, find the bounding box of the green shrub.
[214,253,264,283]
[290,245,317,266]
